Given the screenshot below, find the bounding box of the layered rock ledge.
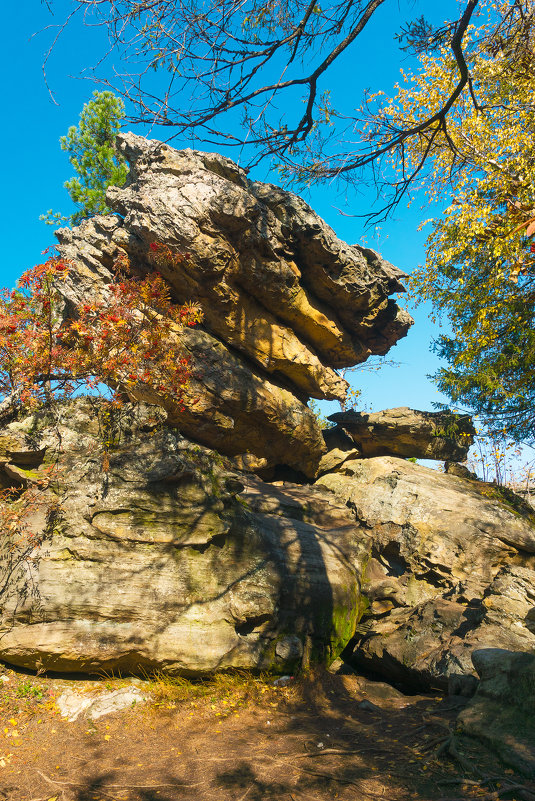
[2,401,535,688]
[55,133,412,477]
[328,406,476,461]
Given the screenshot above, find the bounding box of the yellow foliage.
[370,0,535,439]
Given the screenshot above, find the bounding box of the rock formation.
[328,407,475,461]
[0,400,369,675]
[55,132,412,477]
[316,456,535,691]
[2,399,534,693]
[3,134,535,774]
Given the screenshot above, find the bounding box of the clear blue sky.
[3,0,463,417]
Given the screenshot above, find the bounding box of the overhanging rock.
[56,133,413,477]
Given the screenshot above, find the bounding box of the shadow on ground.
[2,666,533,801]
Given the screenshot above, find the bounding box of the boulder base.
[0,400,370,676]
[316,456,535,689]
[458,649,535,776]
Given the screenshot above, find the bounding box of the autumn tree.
[365,0,535,442]
[0,244,202,582]
[41,90,128,227]
[0,249,202,419]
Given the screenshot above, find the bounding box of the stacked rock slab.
[55,132,413,478]
[328,407,476,461]
[0,400,370,676]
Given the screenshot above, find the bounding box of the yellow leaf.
[104,734,111,741]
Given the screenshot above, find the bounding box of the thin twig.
[297,747,384,757]
[37,770,203,789]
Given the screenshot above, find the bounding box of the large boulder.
[55,133,412,477]
[316,456,535,690]
[328,407,475,461]
[458,649,535,776]
[0,400,370,676]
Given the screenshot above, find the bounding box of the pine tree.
[42,90,128,227]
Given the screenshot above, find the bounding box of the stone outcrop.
[3,400,534,693]
[316,456,535,690]
[0,400,370,676]
[3,393,535,719]
[6,130,535,764]
[328,407,475,461]
[55,132,412,477]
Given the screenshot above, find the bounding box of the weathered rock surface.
[0,400,370,676]
[55,132,412,477]
[458,649,535,776]
[316,457,535,690]
[3,399,535,693]
[316,425,362,476]
[56,685,149,722]
[444,460,478,479]
[328,407,475,461]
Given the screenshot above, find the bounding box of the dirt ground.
[0,664,534,801]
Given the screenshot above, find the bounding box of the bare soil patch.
[0,665,533,801]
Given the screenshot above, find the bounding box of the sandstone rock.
[55,133,412,476]
[112,133,412,369]
[316,446,362,476]
[322,426,356,452]
[0,436,48,489]
[458,649,535,776]
[316,457,535,689]
[316,426,362,475]
[0,400,370,676]
[328,407,475,461]
[56,686,149,722]
[139,325,328,478]
[444,461,478,479]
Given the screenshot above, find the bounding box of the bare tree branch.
[43,0,533,220]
